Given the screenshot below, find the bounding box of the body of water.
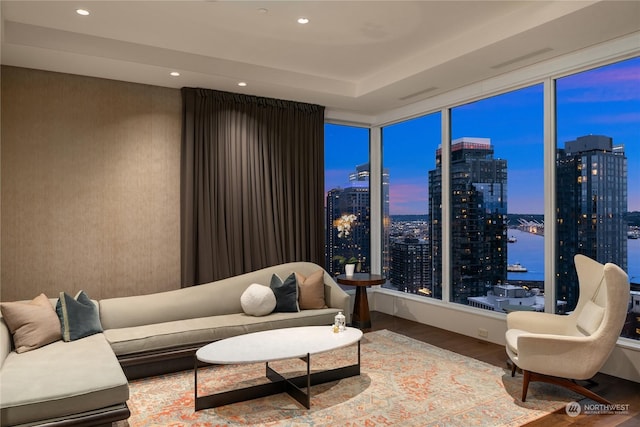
[507,229,640,285]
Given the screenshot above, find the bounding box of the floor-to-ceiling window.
[324,124,371,276]
[381,113,442,298]
[555,56,640,340]
[325,52,638,344]
[448,85,544,311]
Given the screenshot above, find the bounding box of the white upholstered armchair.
[505,254,630,404]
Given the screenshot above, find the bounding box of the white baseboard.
[369,287,640,384]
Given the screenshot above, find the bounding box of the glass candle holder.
[334,311,346,332]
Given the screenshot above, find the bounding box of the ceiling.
[2,1,639,115]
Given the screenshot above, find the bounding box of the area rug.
[121,330,578,426]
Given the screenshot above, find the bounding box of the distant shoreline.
[390,212,640,227]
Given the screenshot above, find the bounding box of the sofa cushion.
[240,284,276,316]
[270,273,299,312]
[104,309,341,357]
[56,291,103,341]
[0,294,61,353]
[0,333,128,426]
[296,270,327,309]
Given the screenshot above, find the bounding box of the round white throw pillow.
[240,284,277,316]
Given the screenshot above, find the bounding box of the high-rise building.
[325,163,389,276]
[326,185,370,276]
[429,137,508,303]
[556,134,627,311]
[389,237,431,295]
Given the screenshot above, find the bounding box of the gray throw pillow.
[56,290,103,341]
[270,273,299,312]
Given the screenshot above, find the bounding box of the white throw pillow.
[241,284,277,316]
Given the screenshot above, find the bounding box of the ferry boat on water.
[508,236,517,243]
[507,262,528,273]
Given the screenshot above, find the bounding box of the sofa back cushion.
[99,262,333,330]
[99,280,244,330]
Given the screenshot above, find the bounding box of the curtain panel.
[181,88,325,286]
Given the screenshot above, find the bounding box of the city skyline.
[325,57,639,215]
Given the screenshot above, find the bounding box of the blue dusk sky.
[326,57,640,215]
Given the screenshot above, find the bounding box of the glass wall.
[448,85,544,311]
[381,113,442,298]
[324,53,638,345]
[324,124,371,276]
[555,56,640,340]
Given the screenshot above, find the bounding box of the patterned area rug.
[121,330,578,426]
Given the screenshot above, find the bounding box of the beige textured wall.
[1,66,182,301]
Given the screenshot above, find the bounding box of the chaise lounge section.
[0,332,130,427]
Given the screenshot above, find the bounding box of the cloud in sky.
[507,168,544,214]
[389,181,429,215]
[324,168,353,194]
[560,62,640,88]
[562,87,639,104]
[586,111,640,125]
[558,61,640,103]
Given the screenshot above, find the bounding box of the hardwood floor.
[368,311,640,427]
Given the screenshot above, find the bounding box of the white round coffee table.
[195,326,363,410]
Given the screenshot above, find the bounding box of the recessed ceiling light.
[76,9,90,16]
[170,71,180,77]
[257,8,268,14]
[238,82,247,87]
[297,17,309,24]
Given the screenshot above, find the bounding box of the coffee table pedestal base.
[195,341,360,410]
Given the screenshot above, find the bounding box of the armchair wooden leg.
[520,370,612,405]
[522,370,531,402]
[511,362,517,377]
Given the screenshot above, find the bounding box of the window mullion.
[370,126,383,275]
[544,78,557,314]
[441,109,451,303]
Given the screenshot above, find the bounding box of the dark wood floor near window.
[369,311,640,427]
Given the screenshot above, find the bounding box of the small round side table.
[336,273,385,330]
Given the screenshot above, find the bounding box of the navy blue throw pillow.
[269,273,299,313]
[56,290,103,341]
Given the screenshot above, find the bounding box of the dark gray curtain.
[181,88,325,286]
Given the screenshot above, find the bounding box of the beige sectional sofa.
[0,262,350,426]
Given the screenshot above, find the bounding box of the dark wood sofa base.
[118,343,210,380]
[12,403,130,427]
